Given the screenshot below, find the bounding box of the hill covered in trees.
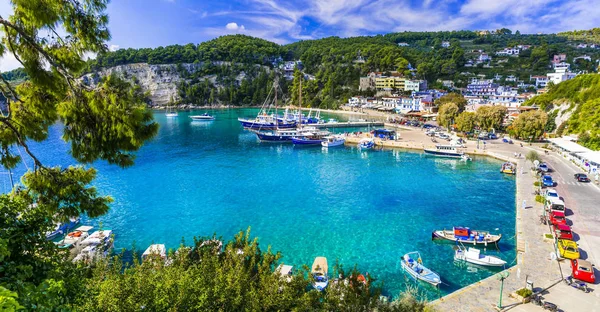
[526,74,600,150]
[4,30,600,108]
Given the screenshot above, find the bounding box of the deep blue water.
[8,108,516,299]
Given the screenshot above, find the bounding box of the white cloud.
[0,53,21,72]
[225,22,245,31]
[109,44,120,52]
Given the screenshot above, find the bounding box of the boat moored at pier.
[432,227,502,245]
[454,245,506,267]
[423,145,466,158]
[321,135,345,147]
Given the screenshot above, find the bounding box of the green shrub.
[535,195,544,203]
[534,181,541,187]
[516,288,533,298]
[545,233,554,239]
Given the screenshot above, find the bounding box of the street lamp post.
[496,271,510,309]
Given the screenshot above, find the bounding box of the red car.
[549,211,567,226]
[571,259,596,283]
[553,224,573,240]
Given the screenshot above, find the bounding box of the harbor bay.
[20,109,516,299]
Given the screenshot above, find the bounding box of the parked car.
[488,133,498,139]
[542,175,554,187]
[545,197,566,214]
[574,173,590,182]
[538,163,550,173]
[553,224,573,240]
[558,239,580,260]
[549,211,567,226]
[544,188,560,199]
[571,259,596,283]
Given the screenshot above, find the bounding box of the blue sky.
[1,0,599,70]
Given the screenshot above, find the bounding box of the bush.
[535,195,544,203]
[534,181,541,187]
[516,288,533,298]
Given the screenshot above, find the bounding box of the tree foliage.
[0,0,157,309]
[511,110,548,141]
[455,111,477,133]
[434,93,467,111]
[475,106,507,131]
[437,103,459,129]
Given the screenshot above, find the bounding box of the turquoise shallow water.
[12,108,515,299]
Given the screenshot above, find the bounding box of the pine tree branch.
[0,119,44,169]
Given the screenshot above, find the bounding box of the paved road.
[543,152,600,267]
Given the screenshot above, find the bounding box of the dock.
[310,121,384,128]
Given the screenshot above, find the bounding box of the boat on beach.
[432,227,502,246]
[321,135,345,147]
[454,245,506,267]
[400,251,441,286]
[423,145,466,158]
[190,113,215,121]
[311,257,329,291]
[501,162,516,174]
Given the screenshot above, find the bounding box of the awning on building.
[547,138,592,154]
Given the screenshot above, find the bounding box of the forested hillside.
[526,74,600,150]
[3,31,600,108]
[559,28,600,44]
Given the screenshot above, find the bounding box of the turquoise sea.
[10,108,516,299]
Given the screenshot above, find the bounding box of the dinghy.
[400,251,441,286]
[454,246,506,267]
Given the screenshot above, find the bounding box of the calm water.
[11,108,516,299]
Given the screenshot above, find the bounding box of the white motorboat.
[424,144,465,158]
[142,244,167,262]
[190,113,215,121]
[59,225,94,248]
[321,135,345,147]
[454,246,506,267]
[400,251,441,286]
[165,105,178,117]
[311,257,329,291]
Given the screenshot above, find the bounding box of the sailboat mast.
[299,76,302,130]
[274,78,278,129]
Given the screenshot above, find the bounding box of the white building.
[397,42,410,47]
[505,75,517,82]
[478,53,491,62]
[404,80,427,92]
[547,68,578,85]
[496,47,520,56]
[553,62,570,71]
[530,75,548,88]
[441,41,450,48]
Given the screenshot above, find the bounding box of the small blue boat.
[358,138,375,149]
[46,218,80,240]
[400,251,441,286]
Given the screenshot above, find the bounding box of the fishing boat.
[142,244,167,262]
[400,251,441,286]
[358,138,375,149]
[423,145,465,158]
[321,135,345,147]
[58,225,93,248]
[432,227,502,246]
[311,257,329,291]
[190,113,215,121]
[238,78,296,130]
[500,162,516,174]
[454,245,506,267]
[254,126,318,142]
[292,130,331,146]
[46,217,80,240]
